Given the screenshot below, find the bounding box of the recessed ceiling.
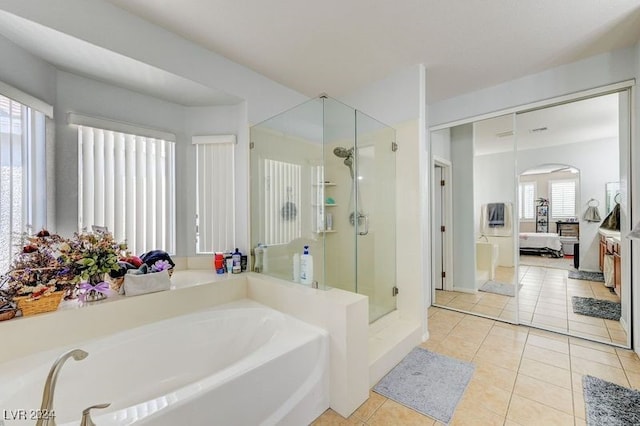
[474,93,619,156]
[0,10,242,107]
[105,0,640,102]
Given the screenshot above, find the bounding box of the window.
[194,135,236,254]
[78,125,175,255]
[550,179,577,219]
[518,182,536,220]
[262,159,302,245]
[0,94,47,273]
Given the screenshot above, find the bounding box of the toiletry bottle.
[232,248,242,274]
[253,244,263,272]
[293,252,300,283]
[300,245,313,285]
[214,252,224,274]
[262,244,269,273]
[326,213,333,231]
[225,252,233,274]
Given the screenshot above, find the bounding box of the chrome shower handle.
[358,214,369,236]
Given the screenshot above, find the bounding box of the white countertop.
[599,228,621,243]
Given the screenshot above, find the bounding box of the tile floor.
[312,306,640,425]
[434,264,626,345]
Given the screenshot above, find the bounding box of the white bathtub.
[0,299,329,425]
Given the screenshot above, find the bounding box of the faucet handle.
[80,403,110,426]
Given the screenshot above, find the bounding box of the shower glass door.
[356,110,396,322]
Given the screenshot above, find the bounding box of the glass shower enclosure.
[250,96,397,322]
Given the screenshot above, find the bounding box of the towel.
[487,203,505,227]
[600,203,620,231]
[583,205,601,222]
[122,269,171,296]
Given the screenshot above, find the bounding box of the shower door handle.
[358,214,369,236]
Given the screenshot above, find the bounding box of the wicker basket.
[14,291,65,316]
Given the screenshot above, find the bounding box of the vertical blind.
[519,182,535,220]
[0,94,46,273]
[194,136,235,253]
[550,180,577,219]
[263,158,302,245]
[78,126,175,255]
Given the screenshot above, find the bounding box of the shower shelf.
[313,182,336,187]
[315,230,337,234]
[312,204,338,207]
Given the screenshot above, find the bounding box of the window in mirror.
[550,179,577,220]
[0,94,47,273]
[605,181,620,214]
[78,126,175,255]
[194,136,235,254]
[518,182,536,220]
[262,158,301,246]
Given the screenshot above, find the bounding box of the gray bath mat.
[479,280,515,297]
[572,296,621,321]
[374,347,474,424]
[583,375,640,425]
[569,270,605,282]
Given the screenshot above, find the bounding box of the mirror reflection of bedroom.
[431,89,631,348]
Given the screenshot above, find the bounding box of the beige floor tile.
[569,336,616,354]
[472,361,518,392]
[573,391,586,420]
[450,405,505,426]
[471,304,503,318]
[567,313,606,327]
[532,313,568,329]
[626,370,640,390]
[609,330,628,345]
[463,380,512,416]
[570,357,629,387]
[312,409,364,425]
[448,325,491,345]
[522,344,570,370]
[616,347,639,359]
[604,319,624,331]
[575,418,587,426]
[506,394,574,426]
[513,374,574,415]
[619,354,640,374]
[526,333,569,354]
[439,334,482,359]
[481,333,526,354]
[518,358,572,389]
[446,300,476,311]
[351,391,386,421]
[474,346,523,371]
[568,321,610,338]
[570,344,621,368]
[453,293,484,304]
[366,399,436,426]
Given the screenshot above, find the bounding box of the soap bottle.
[253,244,263,272]
[293,252,300,283]
[225,252,233,274]
[300,245,313,285]
[261,244,269,273]
[232,248,242,274]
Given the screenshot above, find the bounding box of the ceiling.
[0,10,242,107]
[474,92,619,156]
[104,0,640,102]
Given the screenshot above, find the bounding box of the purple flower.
[151,260,171,272]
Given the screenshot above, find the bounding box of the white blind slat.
[195,140,235,253]
[78,126,175,255]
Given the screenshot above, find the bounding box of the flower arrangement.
[59,229,126,301]
[1,229,76,300]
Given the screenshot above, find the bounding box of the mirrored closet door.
[430,88,632,348]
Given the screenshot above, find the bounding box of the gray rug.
[572,296,621,321]
[374,347,474,424]
[479,280,516,297]
[569,270,605,282]
[583,375,640,425]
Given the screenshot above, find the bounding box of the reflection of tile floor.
[313,306,640,425]
[435,264,627,345]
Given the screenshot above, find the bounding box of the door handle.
[358,214,369,236]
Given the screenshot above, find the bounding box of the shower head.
[333,147,353,158]
[343,157,353,167]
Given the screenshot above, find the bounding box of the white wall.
[0,0,308,124]
[632,41,640,353]
[429,46,637,127]
[0,33,55,105]
[451,124,476,291]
